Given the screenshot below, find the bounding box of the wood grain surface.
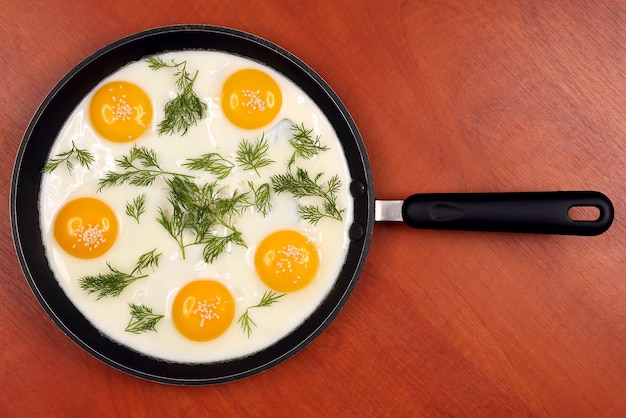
[1,1,625,416]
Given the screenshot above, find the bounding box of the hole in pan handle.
[378,191,614,236]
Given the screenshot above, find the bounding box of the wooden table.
[2,1,624,416]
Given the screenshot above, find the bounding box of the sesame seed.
[241,89,266,112]
[74,223,107,251]
[111,96,133,122]
[278,245,309,267]
[192,299,221,327]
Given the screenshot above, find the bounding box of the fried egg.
[222,68,283,129]
[172,279,235,342]
[39,51,353,363]
[255,229,320,292]
[53,197,118,259]
[89,81,152,142]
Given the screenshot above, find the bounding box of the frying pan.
[10,25,614,385]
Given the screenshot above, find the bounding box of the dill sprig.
[42,141,95,174]
[235,134,275,176]
[237,290,285,337]
[79,249,161,299]
[271,168,345,225]
[287,123,329,168]
[201,232,246,265]
[98,145,192,191]
[157,176,249,263]
[247,181,272,217]
[182,153,234,180]
[125,193,146,223]
[146,56,207,136]
[125,303,164,334]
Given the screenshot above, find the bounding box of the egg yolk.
[172,280,235,342]
[53,197,118,259]
[89,81,152,142]
[222,69,282,129]
[254,230,320,292]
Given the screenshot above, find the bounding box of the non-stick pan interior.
[11,25,375,384]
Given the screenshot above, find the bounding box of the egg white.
[39,51,353,363]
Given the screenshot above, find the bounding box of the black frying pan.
[10,25,614,385]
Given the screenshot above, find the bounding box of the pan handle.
[401,191,614,236]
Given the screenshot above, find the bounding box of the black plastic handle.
[402,191,614,236]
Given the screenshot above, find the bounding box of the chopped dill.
[247,181,272,217]
[271,168,344,225]
[183,153,235,180]
[157,176,248,263]
[42,141,95,174]
[237,291,285,337]
[235,134,275,176]
[97,145,192,191]
[146,56,207,136]
[79,249,161,299]
[125,193,147,223]
[287,123,329,168]
[125,303,165,334]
